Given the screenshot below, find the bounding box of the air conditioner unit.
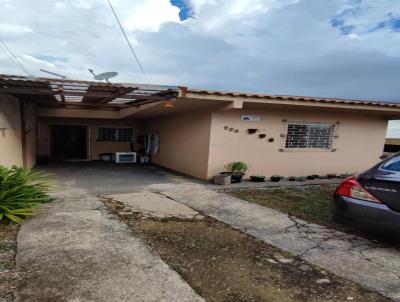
[115,152,136,163]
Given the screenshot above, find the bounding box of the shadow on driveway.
[37,161,204,194]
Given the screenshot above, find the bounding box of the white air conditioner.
[115,152,136,163]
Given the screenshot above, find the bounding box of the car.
[333,152,400,233]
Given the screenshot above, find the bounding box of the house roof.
[0,74,178,108]
[182,88,400,110]
[1,74,400,113]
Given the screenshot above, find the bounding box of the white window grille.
[285,122,335,149]
[97,127,134,142]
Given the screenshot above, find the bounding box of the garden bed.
[103,197,388,302]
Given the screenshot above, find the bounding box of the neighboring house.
[1,74,400,180]
[384,138,400,153]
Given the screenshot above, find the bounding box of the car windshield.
[382,155,400,172]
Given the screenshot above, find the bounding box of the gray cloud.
[0,0,400,137]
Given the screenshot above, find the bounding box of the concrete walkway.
[162,189,400,302]
[15,185,204,302]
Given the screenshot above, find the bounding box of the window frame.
[96,127,135,142]
[381,155,400,173]
[283,121,338,152]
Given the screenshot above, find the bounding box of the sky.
[0,0,400,136]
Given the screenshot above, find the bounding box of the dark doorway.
[51,125,87,159]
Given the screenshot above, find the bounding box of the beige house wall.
[145,110,212,179]
[207,108,388,178]
[25,101,37,168]
[0,94,23,168]
[38,118,141,160]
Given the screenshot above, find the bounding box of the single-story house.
[1,74,400,180]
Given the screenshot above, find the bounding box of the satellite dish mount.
[88,69,118,83]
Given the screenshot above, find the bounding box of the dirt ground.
[0,223,20,302]
[103,198,389,302]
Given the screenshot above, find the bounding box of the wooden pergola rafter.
[0,75,179,108]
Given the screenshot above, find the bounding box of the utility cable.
[106,0,150,83]
[0,38,32,77]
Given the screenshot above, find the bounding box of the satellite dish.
[88,69,118,83]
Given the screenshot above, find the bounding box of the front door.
[51,125,87,159]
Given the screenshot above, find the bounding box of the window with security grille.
[97,127,134,142]
[97,127,116,141]
[117,128,134,141]
[285,122,335,149]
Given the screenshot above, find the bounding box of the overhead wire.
[0,38,32,77]
[106,0,150,84]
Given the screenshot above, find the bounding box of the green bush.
[0,166,53,223]
[225,162,249,174]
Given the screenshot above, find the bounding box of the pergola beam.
[0,88,170,101]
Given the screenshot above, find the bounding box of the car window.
[382,156,400,172]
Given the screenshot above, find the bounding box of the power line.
[0,38,32,77]
[106,0,150,84]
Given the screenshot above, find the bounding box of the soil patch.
[0,223,20,301]
[102,197,389,302]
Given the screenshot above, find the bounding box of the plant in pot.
[250,175,265,182]
[222,162,249,183]
[270,175,282,182]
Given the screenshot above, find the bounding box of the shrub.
[225,162,249,174]
[0,166,53,223]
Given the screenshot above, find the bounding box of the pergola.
[0,75,179,110]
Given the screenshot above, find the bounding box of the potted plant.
[213,174,231,185]
[250,175,265,182]
[270,175,282,182]
[222,161,249,183]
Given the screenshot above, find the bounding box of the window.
[285,122,335,149]
[97,127,134,142]
[382,156,400,172]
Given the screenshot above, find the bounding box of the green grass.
[230,185,338,228]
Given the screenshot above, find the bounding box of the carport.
[0,75,179,167]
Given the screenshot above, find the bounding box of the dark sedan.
[333,152,400,233]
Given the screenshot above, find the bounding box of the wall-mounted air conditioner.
[115,152,136,163]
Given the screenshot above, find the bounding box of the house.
[1,74,400,180]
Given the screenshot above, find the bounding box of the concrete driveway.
[38,161,205,194]
[18,162,400,301]
[16,162,205,302]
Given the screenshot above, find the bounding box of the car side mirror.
[379,154,389,160]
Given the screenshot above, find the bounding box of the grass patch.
[229,185,338,228]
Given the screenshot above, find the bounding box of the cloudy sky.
[1,0,400,136]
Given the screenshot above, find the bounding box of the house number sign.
[241,115,261,122]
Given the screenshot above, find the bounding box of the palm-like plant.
[0,166,53,223]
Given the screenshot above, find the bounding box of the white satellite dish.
[88,69,118,83]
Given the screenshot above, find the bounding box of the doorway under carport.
[51,125,88,160]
